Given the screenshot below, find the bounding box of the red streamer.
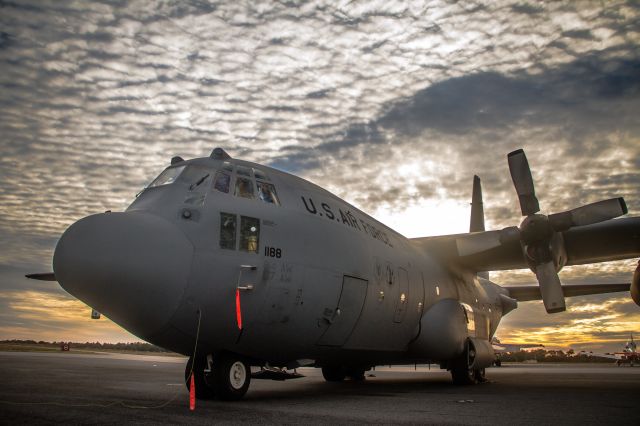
[235,288,243,330]
[189,373,196,411]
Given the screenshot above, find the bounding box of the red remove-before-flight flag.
[235,288,243,330]
[189,373,195,411]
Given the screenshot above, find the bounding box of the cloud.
[377,51,640,138]
[0,0,638,349]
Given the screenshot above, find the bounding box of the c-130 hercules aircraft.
[28,147,640,400]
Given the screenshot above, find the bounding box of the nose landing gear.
[185,352,251,401]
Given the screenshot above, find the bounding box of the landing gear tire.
[185,356,215,400]
[322,366,346,382]
[211,353,251,401]
[451,364,478,385]
[346,368,366,381]
[451,340,486,385]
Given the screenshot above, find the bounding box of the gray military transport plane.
[28,148,640,400]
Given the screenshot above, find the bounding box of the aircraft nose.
[53,212,193,339]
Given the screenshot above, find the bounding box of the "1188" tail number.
[264,246,282,258]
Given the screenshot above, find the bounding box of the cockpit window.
[240,216,260,253]
[222,161,233,172]
[254,169,269,181]
[148,165,186,188]
[178,165,211,190]
[257,181,280,205]
[220,213,237,250]
[213,171,231,193]
[237,165,252,177]
[235,176,254,199]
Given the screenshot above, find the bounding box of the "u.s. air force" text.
[301,196,393,247]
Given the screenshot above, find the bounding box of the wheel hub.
[229,361,247,390]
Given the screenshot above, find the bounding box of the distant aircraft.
[612,334,639,366]
[582,334,640,366]
[27,148,640,400]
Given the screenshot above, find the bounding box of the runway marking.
[166,383,182,386]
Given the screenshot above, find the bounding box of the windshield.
[147,165,186,188]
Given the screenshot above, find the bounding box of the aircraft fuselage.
[54,154,504,368]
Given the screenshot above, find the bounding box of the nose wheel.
[185,352,251,400]
[213,353,251,400]
[185,356,215,400]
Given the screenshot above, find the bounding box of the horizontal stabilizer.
[505,283,630,302]
[25,272,56,281]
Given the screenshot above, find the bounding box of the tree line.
[498,348,612,363]
[0,339,170,352]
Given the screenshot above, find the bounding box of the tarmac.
[1,351,639,425]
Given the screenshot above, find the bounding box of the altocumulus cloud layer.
[0,0,639,350]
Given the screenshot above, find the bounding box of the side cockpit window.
[240,216,260,253]
[148,165,186,188]
[220,213,237,250]
[219,213,260,254]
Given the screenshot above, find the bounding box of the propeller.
[457,149,628,313]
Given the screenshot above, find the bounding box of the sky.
[1,0,639,353]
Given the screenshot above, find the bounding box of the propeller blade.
[456,227,520,257]
[508,149,540,216]
[534,261,566,313]
[548,197,628,231]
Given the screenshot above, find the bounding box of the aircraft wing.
[503,283,630,302]
[410,216,640,272]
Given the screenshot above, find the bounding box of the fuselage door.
[317,276,368,346]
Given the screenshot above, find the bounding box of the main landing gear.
[450,341,487,385]
[321,365,367,382]
[185,352,251,401]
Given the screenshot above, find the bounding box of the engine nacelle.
[631,260,640,306]
[409,299,468,361]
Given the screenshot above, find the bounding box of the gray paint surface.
[49,150,640,371]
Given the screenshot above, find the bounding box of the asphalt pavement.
[1,351,639,425]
